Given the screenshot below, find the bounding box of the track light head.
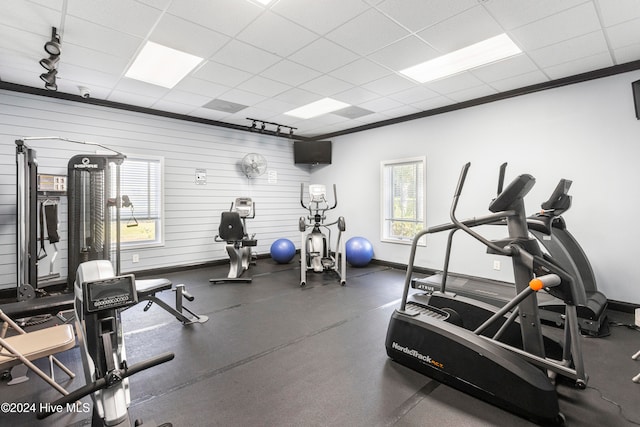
[39,55,59,71]
[40,69,57,85]
[44,27,61,56]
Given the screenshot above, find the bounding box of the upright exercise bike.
[38,260,174,426]
[386,163,587,425]
[299,184,346,287]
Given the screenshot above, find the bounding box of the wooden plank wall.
[0,90,310,290]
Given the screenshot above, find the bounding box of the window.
[111,156,164,248]
[381,157,426,244]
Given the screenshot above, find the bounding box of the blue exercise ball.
[270,238,296,264]
[346,236,373,267]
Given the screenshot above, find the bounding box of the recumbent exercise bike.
[210,197,257,283]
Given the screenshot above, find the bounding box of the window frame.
[113,154,165,250]
[380,156,427,245]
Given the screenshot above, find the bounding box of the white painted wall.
[311,70,640,304]
[0,90,309,289]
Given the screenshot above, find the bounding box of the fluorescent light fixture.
[125,41,203,88]
[400,34,521,83]
[285,98,350,119]
[253,0,275,4]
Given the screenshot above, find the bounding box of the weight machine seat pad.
[136,278,173,298]
[0,324,75,369]
[242,239,257,247]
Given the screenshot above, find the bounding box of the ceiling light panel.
[400,34,522,84]
[125,41,203,88]
[285,98,351,119]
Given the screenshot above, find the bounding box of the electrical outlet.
[493,260,501,271]
[132,254,139,263]
[635,308,640,327]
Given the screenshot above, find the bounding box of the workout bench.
[135,278,208,325]
[0,309,75,396]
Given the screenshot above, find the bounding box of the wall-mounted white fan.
[241,153,267,178]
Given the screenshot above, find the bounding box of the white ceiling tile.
[471,54,539,83]
[596,0,640,27]
[253,98,298,115]
[325,9,409,56]
[543,52,614,80]
[288,38,359,73]
[482,0,587,30]
[361,74,416,96]
[379,104,422,118]
[115,77,171,97]
[236,76,291,98]
[377,0,478,32]
[360,96,404,112]
[56,63,122,89]
[426,72,485,95]
[272,0,369,35]
[0,26,50,61]
[613,43,640,64]
[528,31,610,69]
[299,75,354,97]
[388,86,440,104]
[167,0,262,37]
[417,5,504,53]
[411,95,455,111]
[606,18,640,51]
[192,61,252,87]
[150,14,229,59]
[217,88,266,106]
[0,1,61,36]
[488,70,549,92]
[333,87,380,104]
[273,88,322,105]
[510,2,601,51]
[151,99,198,115]
[367,36,439,70]
[61,44,129,75]
[236,11,319,58]
[67,0,162,37]
[446,84,498,103]
[62,16,143,58]
[173,77,229,99]
[160,89,213,107]
[329,58,392,86]
[261,60,322,86]
[189,107,232,121]
[107,89,159,108]
[212,40,281,74]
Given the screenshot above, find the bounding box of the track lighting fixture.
[246,118,297,138]
[39,27,61,91]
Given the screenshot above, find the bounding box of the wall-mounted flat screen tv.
[293,140,332,165]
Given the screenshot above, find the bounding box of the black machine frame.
[411,164,608,336]
[386,163,587,425]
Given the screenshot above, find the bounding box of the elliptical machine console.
[37,260,174,426]
[299,184,346,287]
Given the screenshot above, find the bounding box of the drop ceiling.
[1,0,639,139]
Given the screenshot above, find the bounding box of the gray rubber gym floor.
[1,261,639,426]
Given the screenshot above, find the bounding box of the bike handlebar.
[37,352,175,420]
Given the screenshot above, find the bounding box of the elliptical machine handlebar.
[37,352,175,420]
[450,163,513,257]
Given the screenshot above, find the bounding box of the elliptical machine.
[386,163,587,425]
[38,260,174,426]
[299,184,346,287]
